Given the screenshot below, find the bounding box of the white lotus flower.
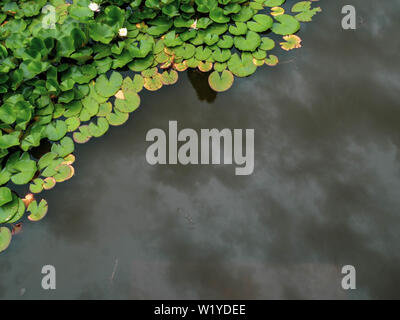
[88,2,100,12]
[118,28,128,37]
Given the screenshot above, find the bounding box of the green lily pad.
[217,35,234,49]
[0,193,19,224]
[271,14,300,35]
[7,198,25,224]
[247,14,273,32]
[144,74,164,91]
[29,178,44,194]
[65,116,81,132]
[208,70,234,92]
[234,31,261,51]
[73,125,92,144]
[10,157,37,185]
[161,70,179,85]
[27,199,48,222]
[0,187,12,207]
[229,22,248,35]
[265,54,279,66]
[95,72,123,98]
[0,227,12,253]
[43,177,56,190]
[264,0,285,7]
[259,37,276,51]
[228,53,257,77]
[88,117,110,138]
[51,137,74,158]
[97,102,113,117]
[106,109,129,126]
[53,164,74,183]
[45,120,67,141]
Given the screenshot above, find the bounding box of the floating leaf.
[0,187,12,207]
[73,125,92,144]
[0,226,12,253]
[271,14,300,35]
[0,193,19,224]
[106,109,129,126]
[95,72,123,98]
[280,34,302,51]
[88,117,110,137]
[161,70,179,85]
[265,54,279,66]
[29,178,44,194]
[208,70,234,92]
[27,199,48,222]
[228,53,257,77]
[43,177,56,190]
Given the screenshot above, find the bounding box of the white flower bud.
[88,2,100,12]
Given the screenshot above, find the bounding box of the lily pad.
[208,70,234,92]
[29,178,44,194]
[280,34,302,51]
[0,193,19,223]
[271,14,300,35]
[0,227,12,253]
[0,187,12,207]
[27,199,48,222]
[247,14,273,32]
[95,72,123,98]
[106,109,129,126]
[53,164,74,183]
[88,117,110,138]
[161,70,179,85]
[265,54,279,66]
[228,53,257,77]
[73,125,92,144]
[7,198,25,224]
[43,177,56,190]
[144,74,164,91]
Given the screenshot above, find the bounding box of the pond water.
[1,0,400,299]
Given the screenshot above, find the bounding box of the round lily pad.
[208,70,234,92]
[43,177,56,190]
[88,117,110,138]
[0,193,19,223]
[228,53,257,77]
[144,74,163,91]
[106,109,129,126]
[280,34,302,51]
[271,14,300,35]
[265,54,279,66]
[73,125,92,144]
[161,70,179,85]
[198,61,213,72]
[62,154,76,165]
[30,178,44,194]
[53,164,74,183]
[27,199,48,222]
[0,227,12,253]
[7,198,25,224]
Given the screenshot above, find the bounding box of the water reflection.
[187,69,217,103]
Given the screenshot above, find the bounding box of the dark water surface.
[1,0,400,299]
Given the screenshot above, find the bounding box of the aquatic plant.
[0,0,321,252]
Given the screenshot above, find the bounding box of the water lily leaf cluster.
[0,0,321,252]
